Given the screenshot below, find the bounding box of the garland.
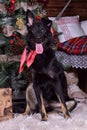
[0,0,49,16]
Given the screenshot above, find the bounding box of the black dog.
[21,10,77,121]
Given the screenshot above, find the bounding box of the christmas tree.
[0,0,50,94]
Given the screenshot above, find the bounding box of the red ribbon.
[50,27,54,36]
[19,48,37,74]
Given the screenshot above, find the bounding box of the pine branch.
[0,55,21,63]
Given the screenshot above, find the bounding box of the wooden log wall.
[45,0,87,20]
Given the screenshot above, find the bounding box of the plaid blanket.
[57,36,87,54]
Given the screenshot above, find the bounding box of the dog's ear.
[26,10,35,27]
[42,18,52,29]
[47,20,52,29]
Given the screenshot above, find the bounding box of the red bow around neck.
[19,48,37,74]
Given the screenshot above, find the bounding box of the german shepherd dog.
[23,10,77,121]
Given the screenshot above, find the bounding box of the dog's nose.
[36,38,43,43]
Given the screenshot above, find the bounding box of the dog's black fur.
[24,10,77,121]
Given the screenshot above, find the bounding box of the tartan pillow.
[57,35,87,54]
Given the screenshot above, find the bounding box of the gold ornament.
[16,17,24,29]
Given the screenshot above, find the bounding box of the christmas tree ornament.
[5,0,16,16]
[16,17,24,29]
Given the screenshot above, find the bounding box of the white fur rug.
[0,102,87,130]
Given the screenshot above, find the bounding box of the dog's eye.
[41,28,45,33]
[41,29,44,32]
[32,29,35,33]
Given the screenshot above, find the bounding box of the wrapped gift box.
[0,88,13,121]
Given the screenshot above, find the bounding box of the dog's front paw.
[42,115,48,121]
[22,111,31,116]
[22,112,28,115]
[64,112,71,119]
[41,113,48,121]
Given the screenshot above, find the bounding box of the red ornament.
[11,0,16,4]
[5,0,16,16]
[10,40,14,44]
[36,15,41,21]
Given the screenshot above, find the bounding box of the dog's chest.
[30,50,57,79]
[31,50,55,71]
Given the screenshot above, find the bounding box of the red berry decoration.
[11,0,16,4]
[36,15,41,21]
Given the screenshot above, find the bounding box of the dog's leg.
[23,101,31,115]
[55,81,70,119]
[34,86,48,121]
[57,95,70,119]
[40,93,48,121]
[23,83,35,115]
